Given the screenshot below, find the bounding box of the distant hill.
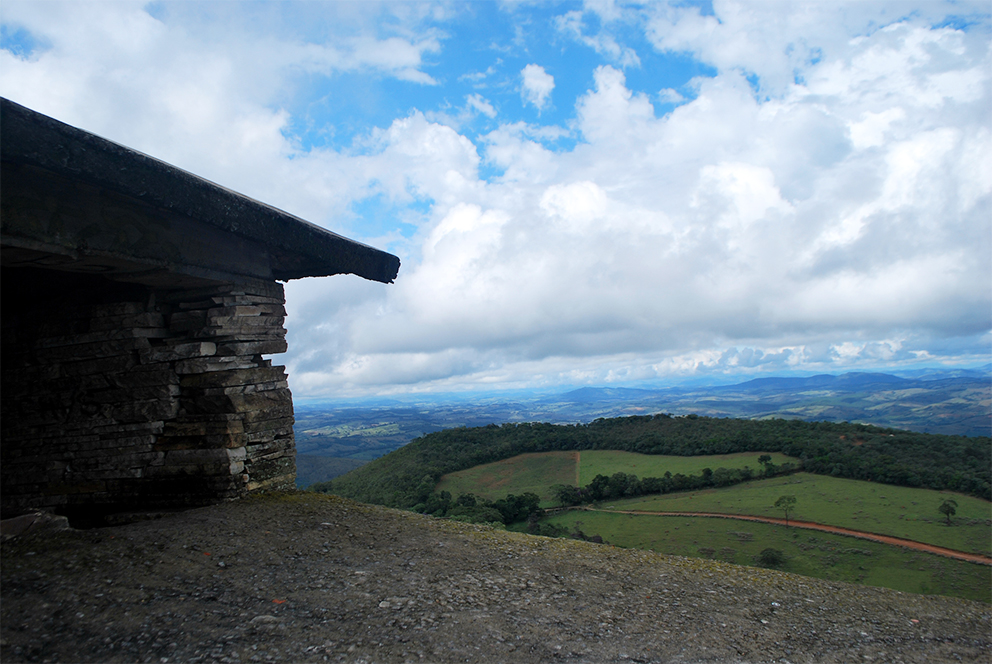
[294,369,990,487]
[552,370,990,437]
[295,455,367,489]
[314,414,991,508]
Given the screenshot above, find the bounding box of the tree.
[756,548,786,567]
[938,498,958,525]
[551,484,580,507]
[775,495,797,527]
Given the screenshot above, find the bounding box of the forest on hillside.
[313,415,991,508]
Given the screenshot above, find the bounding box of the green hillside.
[435,451,578,505]
[540,511,991,603]
[436,450,796,506]
[577,450,795,486]
[604,473,992,556]
[314,415,990,508]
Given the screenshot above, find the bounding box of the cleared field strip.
[584,507,992,565]
[435,451,578,504]
[439,450,794,505]
[577,450,796,486]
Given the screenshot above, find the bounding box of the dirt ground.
[2,492,989,664]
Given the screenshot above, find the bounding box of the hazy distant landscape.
[295,368,991,487]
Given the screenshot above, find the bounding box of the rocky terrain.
[2,492,989,663]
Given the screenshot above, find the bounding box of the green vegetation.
[606,474,992,556]
[308,413,991,603]
[757,548,787,567]
[775,495,797,527]
[435,450,794,507]
[939,498,958,526]
[540,511,992,603]
[314,415,990,509]
[416,490,542,528]
[435,452,577,505]
[294,455,367,489]
[577,450,795,486]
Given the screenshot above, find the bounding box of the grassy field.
[435,451,578,505]
[540,511,992,603]
[435,448,991,602]
[437,451,991,554]
[604,473,992,555]
[577,450,796,485]
[437,450,797,507]
[604,473,992,556]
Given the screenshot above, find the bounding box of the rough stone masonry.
[0,98,399,520]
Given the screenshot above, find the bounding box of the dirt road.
[585,507,992,565]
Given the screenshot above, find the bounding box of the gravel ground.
[2,492,989,664]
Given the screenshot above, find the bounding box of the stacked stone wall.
[1,269,296,515]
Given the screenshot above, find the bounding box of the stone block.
[163,419,245,436]
[154,433,247,451]
[197,380,290,396]
[205,304,286,318]
[174,356,260,374]
[213,339,288,356]
[243,416,295,434]
[197,325,286,339]
[179,366,287,389]
[245,426,294,444]
[109,399,180,423]
[138,342,216,363]
[85,384,180,404]
[202,314,285,328]
[91,420,166,435]
[107,366,180,388]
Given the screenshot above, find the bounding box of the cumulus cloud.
[520,63,554,111]
[3,1,988,397]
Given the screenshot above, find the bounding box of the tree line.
[312,414,991,508]
[550,455,795,505]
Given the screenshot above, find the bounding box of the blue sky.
[2,1,990,397]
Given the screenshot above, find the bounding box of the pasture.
[577,450,796,485]
[436,450,797,507]
[605,473,992,556]
[435,451,578,504]
[540,511,992,603]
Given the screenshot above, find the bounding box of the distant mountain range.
[553,370,990,437]
[293,368,990,487]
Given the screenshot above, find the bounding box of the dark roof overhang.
[0,98,400,284]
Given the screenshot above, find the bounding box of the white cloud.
[520,63,554,111]
[465,93,497,118]
[848,108,906,149]
[554,9,641,68]
[3,1,988,397]
[658,88,686,105]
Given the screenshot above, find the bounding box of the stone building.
[1,98,399,521]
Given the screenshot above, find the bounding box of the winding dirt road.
[579,507,992,566]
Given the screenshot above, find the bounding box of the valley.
[294,369,991,489]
